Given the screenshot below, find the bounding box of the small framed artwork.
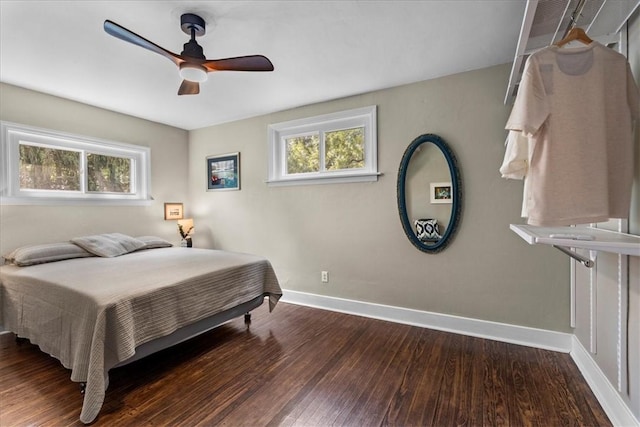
[164,202,184,220]
[207,152,240,191]
[430,182,452,204]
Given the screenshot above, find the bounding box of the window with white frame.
[267,105,378,186]
[1,121,151,205]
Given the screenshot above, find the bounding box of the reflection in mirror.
[397,134,462,253]
[406,143,451,243]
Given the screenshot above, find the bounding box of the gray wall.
[0,83,190,253]
[188,63,571,332]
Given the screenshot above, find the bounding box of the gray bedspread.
[0,247,282,423]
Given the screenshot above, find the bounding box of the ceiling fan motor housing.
[182,40,205,59]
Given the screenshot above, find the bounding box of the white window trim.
[0,121,151,206]
[267,105,379,186]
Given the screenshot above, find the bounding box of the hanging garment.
[500,130,532,218]
[503,41,639,226]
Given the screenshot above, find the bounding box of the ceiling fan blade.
[203,55,274,72]
[178,80,200,95]
[104,20,181,66]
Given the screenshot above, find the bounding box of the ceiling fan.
[104,13,274,95]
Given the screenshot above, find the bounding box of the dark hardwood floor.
[0,301,610,426]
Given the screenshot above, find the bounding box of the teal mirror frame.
[397,133,462,253]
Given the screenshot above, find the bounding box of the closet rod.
[553,245,594,268]
[560,0,588,38]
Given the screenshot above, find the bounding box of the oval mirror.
[397,134,462,253]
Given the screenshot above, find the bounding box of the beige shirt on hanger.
[505,41,639,227]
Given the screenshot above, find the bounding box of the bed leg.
[244,313,252,327]
[79,382,86,394]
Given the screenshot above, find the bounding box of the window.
[267,106,378,186]
[1,121,150,205]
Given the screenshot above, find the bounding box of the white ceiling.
[0,1,526,131]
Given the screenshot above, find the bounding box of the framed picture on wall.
[164,202,184,220]
[207,152,240,191]
[430,182,452,204]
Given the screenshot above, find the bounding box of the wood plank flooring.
[0,301,611,426]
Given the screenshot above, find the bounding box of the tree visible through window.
[19,145,132,193]
[325,127,364,171]
[19,144,81,191]
[268,105,378,186]
[285,128,365,175]
[87,153,131,193]
[286,135,319,174]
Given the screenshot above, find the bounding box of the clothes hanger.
[554,27,593,47]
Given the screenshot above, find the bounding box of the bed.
[0,233,282,424]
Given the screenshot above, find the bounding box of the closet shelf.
[510,224,640,257]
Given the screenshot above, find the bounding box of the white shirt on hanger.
[503,41,639,226]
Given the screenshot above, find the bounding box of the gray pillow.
[71,233,146,258]
[135,236,173,249]
[3,242,95,266]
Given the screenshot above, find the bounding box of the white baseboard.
[571,336,640,427]
[281,289,638,426]
[280,289,572,352]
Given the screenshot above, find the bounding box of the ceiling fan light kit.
[179,63,208,82]
[104,13,273,95]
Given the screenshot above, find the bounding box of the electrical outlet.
[321,271,329,283]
